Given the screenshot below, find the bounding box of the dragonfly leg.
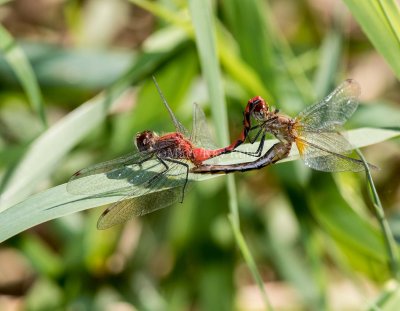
[145,155,170,187]
[233,130,266,158]
[163,158,189,203]
[232,116,278,158]
[135,154,155,169]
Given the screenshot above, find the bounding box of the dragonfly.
[191,79,372,174]
[67,77,232,229]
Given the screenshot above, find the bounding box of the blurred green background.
[1,0,400,310]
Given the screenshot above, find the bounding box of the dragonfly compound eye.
[136,130,158,152]
[249,96,269,120]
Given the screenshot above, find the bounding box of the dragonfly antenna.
[152,76,180,130]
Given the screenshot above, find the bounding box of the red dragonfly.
[67,77,233,229]
[192,79,371,174]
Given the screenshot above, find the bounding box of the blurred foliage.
[0,0,400,310]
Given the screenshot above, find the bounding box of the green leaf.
[0,49,180,210]
[188,0,228,145]
[343,0,400,80]
[130,0,272,101]
[309,177,388,265]
[313,26,343,99]
[0,25,46,127]
[219,0,277,100]
[0,128,397,248]
[369,281,400,311]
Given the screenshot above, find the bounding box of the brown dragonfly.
[192,79,373,174]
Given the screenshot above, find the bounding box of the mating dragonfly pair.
[68,78,369,229]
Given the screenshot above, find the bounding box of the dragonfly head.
[248,96,269,121]
[136,130,158,152]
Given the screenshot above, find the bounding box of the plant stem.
[357,149,400,280]
[229,215,274,311]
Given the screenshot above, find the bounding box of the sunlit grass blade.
[377,0,400,50]
[343,0,400,80]
[0,25,46,127]
[0,87,130,210]
[186,2,266,306]
[368,281,400,310]
[0,184,124,243]
[129,0,272,100]
[313,25,343,99]
[265,201,325,309]
[219,0,278,101]
[187,0,241,266]
[0,127,398,243]
[229,215,274,310]
[308,176,390,273]
[0,49,179,210]
[188,0,228,146]
[261,1,315,104]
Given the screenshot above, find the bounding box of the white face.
[253,102,269,121]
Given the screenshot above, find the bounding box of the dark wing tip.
[97,207,113,230]
[344,79,361,97]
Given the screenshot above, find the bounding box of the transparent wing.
[95,154,203,229]
[190,102,217,149]
[296,131,354,155]
[67,146,199,198]
[97,186,186,229]
[68,139,204,228]
[295,79,361,131]
[295,134,365,172]
[67,151,153,195]
[152,76,190,137]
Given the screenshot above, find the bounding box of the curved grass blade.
[0,127,398,242]
[343,0,400,80]
[0,25,46,127]
[357,148,400,280]
[188,0,271,308]
[0,49,179,211]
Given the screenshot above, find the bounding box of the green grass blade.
[261,1,315,103]
[369,281,400,310]
[0,184,123,243]
[313,25,343,99]
[229,215,274,310]
[219,0,278,100]
[0,127,398,242]
[343,0,400,80]
[127,0,193,34]
[377,0,400,50]
[0,86,129,210]
[309,176,388,268]
[130,0,272,100]
[0,25,46,127]
[188,0,228,145]
[0,50,177,210]
[187,1,273,307]
[357,148,400,280]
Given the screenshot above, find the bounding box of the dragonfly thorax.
[263,116,297,145]
[136,130,159,152]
